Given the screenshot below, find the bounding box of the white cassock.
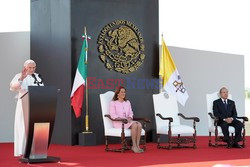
[10,73,44,157]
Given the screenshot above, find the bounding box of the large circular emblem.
[97,20,145,74]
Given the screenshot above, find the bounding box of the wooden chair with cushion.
[206,91,248,147]
[153,92,200,149]
[100,91,150,152]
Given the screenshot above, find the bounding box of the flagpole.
[84,26,91,133]
[159,33,164,92]
[78,27,95,146]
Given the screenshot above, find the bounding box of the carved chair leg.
[214,136,218,147]
[242,127,246,147]
[215,130,219,148]
[177,134,181,148]
[214,124,220,147]
[120,138,128,153]
[125,138,129,149]
[142,122,146,150]
[193,121,197,149]
[208,132,212,147]
[105,136,109,151]
[157,134,161,149]
[141,123,146,150]
[121,135,126,152]
[143,135,146,150]
[193,133,197,149]
[168,133,172,150]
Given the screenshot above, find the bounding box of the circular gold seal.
[97,20,145,74]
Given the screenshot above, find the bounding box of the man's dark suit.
[213,98,243,144]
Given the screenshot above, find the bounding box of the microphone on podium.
[32,74,43,86]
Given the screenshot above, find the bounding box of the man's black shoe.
[222,138,230,143]
[232,143,243,148]
[226,141,232,148]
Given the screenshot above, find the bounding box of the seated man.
[213,87,243,148]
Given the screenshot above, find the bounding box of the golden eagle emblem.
[97,20,145,74]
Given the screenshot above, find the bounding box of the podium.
[19,86,60,163]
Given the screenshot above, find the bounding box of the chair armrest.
[104,114,128,124]
[156,113,173,122]
[237,116,248,121]
[208,112,219,126]
[178,113,200,122]
[133,117,151,123]
[208,112,218,120]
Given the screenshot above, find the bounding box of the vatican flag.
[159,38,189,106]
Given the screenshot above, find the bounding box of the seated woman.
[109,86,143,153]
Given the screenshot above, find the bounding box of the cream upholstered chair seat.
[105,128,145,137]
[153,92,199,149]
[157,124,195,135]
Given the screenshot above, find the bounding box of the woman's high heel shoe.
[139,148,144,153]
[131,147,141,153]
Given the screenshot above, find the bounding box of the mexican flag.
[70,35,88,118]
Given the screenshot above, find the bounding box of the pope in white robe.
[10,59,44,157]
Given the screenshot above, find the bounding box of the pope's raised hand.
[20,67,28,81]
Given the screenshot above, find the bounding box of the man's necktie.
[223,100,227,110]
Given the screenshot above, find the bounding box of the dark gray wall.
[31,0,72,145]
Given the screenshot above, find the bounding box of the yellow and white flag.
[159,38,189,106]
